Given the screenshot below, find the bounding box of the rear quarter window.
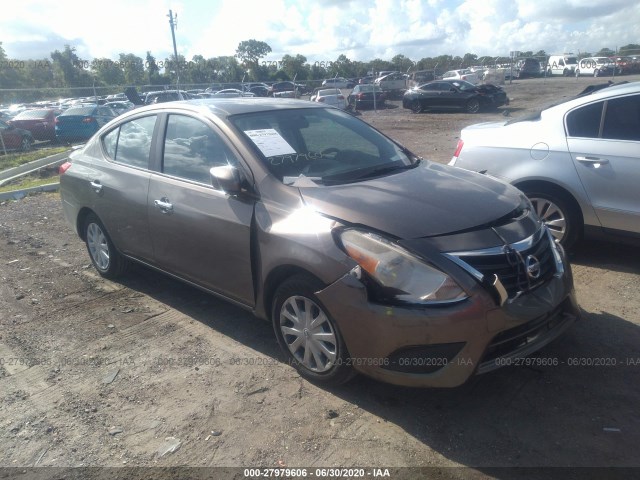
[566,102,603,138]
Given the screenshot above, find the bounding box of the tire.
[83,213,129,279]
[410,100,422,114]
[465,98,480,114]
[594,69,599,77]
[521,187,582,249]
[575,70,580,77]
[272,274,355,386]
[21,136,33,151]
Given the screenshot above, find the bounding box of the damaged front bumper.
[315,260,579,388]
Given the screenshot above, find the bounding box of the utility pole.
[168,10,181,93]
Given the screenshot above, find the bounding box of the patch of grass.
[0,173,60,193]
[0,147,70,171]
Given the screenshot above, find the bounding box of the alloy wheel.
[86,222,110,271]
[279,295,337,373]
[530,196,567,242]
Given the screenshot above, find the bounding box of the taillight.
[318,97,325,102]
[337,95,344,100]
[82,117,95,123]
[59,161,72,175]
[452,139,464,159]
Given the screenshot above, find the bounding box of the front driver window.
[162,115,239,185]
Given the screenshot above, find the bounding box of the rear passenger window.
[162,115,239,185]
[566,102,603,138]
[602,95,640,141]
[101,115,157,168]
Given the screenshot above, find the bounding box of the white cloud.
[1,0,639,62]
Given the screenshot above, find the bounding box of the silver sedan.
[450,81,640,247]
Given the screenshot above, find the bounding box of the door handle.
[576,156,609,167]
[89,180,103,194]
[154,197,173,214]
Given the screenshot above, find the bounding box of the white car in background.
[450,81,640,247]
[310,88,347,109]
[575,57,619,77]
[442,69,481,85]
[321,77,352,89]
[374,72,408,91]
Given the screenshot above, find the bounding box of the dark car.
[403,80,508,113]
[59,98,578,388]
[268,81,308,96]
[515,58,542,78]
[55,105,118,142]
[347,84,386,109]
[0,120,34,151]
[8,108,61,141]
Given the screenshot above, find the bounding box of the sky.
[2,0,639,66]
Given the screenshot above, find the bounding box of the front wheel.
[465,98,480,113]
[594,69,600,77]
[84,213,129,279]
[272,275,354,386]
[410,100,422,113]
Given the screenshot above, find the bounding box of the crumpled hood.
[298,162,524,239]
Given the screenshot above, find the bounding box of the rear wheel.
[84,213,129,279]
[594,69,600,77]
[521,187,582,248]
[272,274,354,386]
[465,98,480,113]
[21,136,33,151]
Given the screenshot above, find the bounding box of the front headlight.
[338,229,467,304]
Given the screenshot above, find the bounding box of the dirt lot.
[1,76,639,477]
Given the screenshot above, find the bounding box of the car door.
[417,83,444,108]
[435,82,462,109]
[566,94,640,234]
[0,121,19,149]
[90,114,157,262]
[147,113,255,306]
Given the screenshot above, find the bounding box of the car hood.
[298,161,524,239]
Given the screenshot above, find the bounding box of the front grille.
[453,232,555,298]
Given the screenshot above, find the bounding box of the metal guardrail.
[0,150,71,187]
[0,182,60,201]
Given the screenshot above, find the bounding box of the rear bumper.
[316,265,578,388]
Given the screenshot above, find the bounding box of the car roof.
[507,81,640,125]
[115,98,328,120]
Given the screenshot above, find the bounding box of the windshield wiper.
[322,160,418,185]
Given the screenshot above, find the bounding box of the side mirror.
[210,165,241,195]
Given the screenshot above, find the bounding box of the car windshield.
[357,85,382,93]
[14,109,50,119]
[318,89,341,96]
[229,108,419,186]
[61,107,95,116]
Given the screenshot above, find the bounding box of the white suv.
[546,54,579,76]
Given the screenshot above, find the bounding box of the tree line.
[1,39,639,103]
